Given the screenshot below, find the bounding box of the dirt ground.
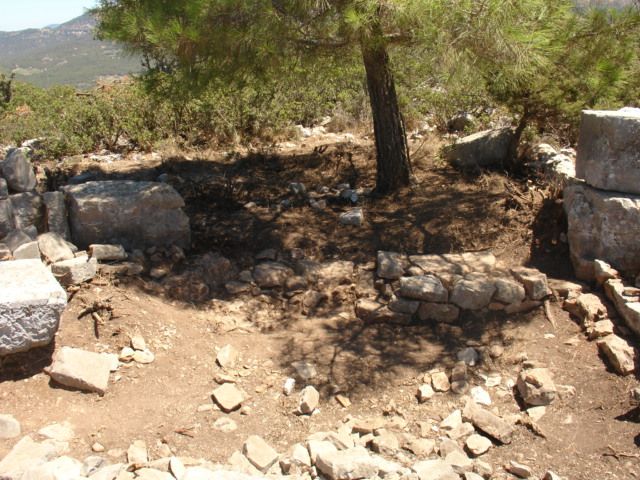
[1,134,639,479]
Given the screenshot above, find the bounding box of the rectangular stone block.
[46,346,113,394]
[576,108,640,195]
[10,192,45,233]
[43,191,70,240]
[564,182,640,278]
[0,259,67,356]
[63,181,190,250]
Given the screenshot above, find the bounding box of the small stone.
[130,334,147,351]
[51,256,97,286]
[444,449,473,472]
[316,446,399,480]
[413,458,458,480]
[511,267,550,300]
[517,368,557,406]
[474,460,493,478]
[217,344,239,369]
[13,241,40,260]
[463,473,485,480]
[402,436,435,457]
[465,434,491,456]
[587,319,614,340]
[389,297,420,314]
[46,347,112,394]
[377,251,405,279]
[212,383,244,412]
[450,275,496,310]
[213,417,238,433]
[299,386,320,414]
[400,275,448,303]
[89,244,128,262]
[38,421,74,441]
[339,208,364,226]
[292,360,317,380]
[493,278,526,304]
[431,371,451,392]
[283,378,296,396]
[447,422,475,440]
[336,394,351,407]
[457,347,479,366]
[489,344,504,358]
[462,400,513,444]
[169,457,186,480]
[440,410,462,431]
[307,439,338,463]
[92,442,105,452]
[507,460,532,478]
[37,232,75,263]
[119,347,135,361]
[597,335,636,375]
[527,406,547,422]
[371,431,400,455]
[0,414,21,439]
[417,384,435,403]
[470,386,491,406]
[133,349,155,364]
[242,435,279,472]
[127,440,148,465]
[543,471,563,480]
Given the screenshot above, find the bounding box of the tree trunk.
[361,37,411,195]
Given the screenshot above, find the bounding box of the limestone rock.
[564,183,640,279]
[212,383,244,412]
[127,440,148,465]
[355,298,411,324]
[417,384,434,403]
[0,259,66,356]
[38,232,75,263]
[604,279,640,337]
[493,278,526,304]
[2,148,36,192]
[316,446,399,480]
[51,256,97,286]
[47,347,113,394]
[597,335,636,375]
[400,275,448,303]
[451,274,496,310]
[10,192,44,232]
[299,386,320,415]
[217,344,239,369]
[517,368,557,406]
[0,414,20,439]
[431,371,451,392]
[339,208,364,226]
[0,436,60,479]
[576,108,640,195]
[63,181,190,250]
[417,303,459,323]
[445,128,514,169]
[89,244,127,262]
[42,191,70,240]
[462,400,513,444]
[511,267,550,300]
[13,241,40,260]
[0,198,14,238]
[253,261,293,288]
[389,298,420,314]
[38,421,75,441]
[377,251,405,279]
[507,460,532,478]
[242,435,279,472]
[3,229,32,252]
[465,434,491,456]
[412,459,459,480]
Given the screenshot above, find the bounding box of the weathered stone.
[0,259,66,356]
[604,279,640,337]
[20,455,84,480]
[511,267,550,300]
[38,232,74,263]
[444,449,473,472]
[46,347,113,394]
[253,261,293,288]
[3,229,31,252]
[494,278,526,304]
[51,256,97,286]
[63,181,190,250]
[431,371,451,392]
[370,431,400,455]
[38,421,74,441]
[10,192,44,232]
[470,386,491,406]
[316,446,399,480]
[127,439,148,464]
[576,108,640,195]
[594,259,619,285]
[507,460,532,478]
[212,383,244,412]
[445,128,514,169]
[402,435,435,457]
[299,386,320,414]
[465,434,491,456]
[462,400,513,444]
[292,360,317,380]
[307,439,338,464]
[597,335,636,375]
[548,278,584,299]
[409,254,463,276]
[0,414,20,439]
[451,274,496,310]
[2,148,36,192]
[0,199,14,238]
[564,293,608,329]
[42,191,70,240]
[463,473,485,480]
[217,344,239,369]
[242,435,279,472]
[0,436,60,479]
[0,178,7,198]
[543,471,563,480]
[389,297,420,315]
[339,208,364,226]
[377,251,405,279]
[587,319,614,340]
[89,244,127,262]
[134,468,174,480]
[13,241,40,260]
[296,260,354,286]
[412,459,459,480]
[457,347,479,366]
[517,368,556,406]
[564,183,640,279]
[355,298,411,324]
[417,302,459,323]
[417,384,434,403]
[400,275,448,302]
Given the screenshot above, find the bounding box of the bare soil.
[1,134,639,480]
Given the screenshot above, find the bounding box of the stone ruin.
[0,146,191,356]
[563,107,640,337]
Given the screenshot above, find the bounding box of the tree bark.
[361,36,411,195]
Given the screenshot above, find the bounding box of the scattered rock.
[470,386,491,406]
[507,460,533,478]
[450,275,496,310]
[51,256,97,286]
[127,439,148,465]
[217,345,239,369]
[0,436,60,479]
[214,417,238,433]
[339,208,364,226]
[587,319,614,340]
[253,261,293,288]
[400,275,448,303]
[316,446,399,480]
[283,378,296,396]
[431,371,451,392]
[12,240,40,260]
[37,232,75,263]
[494,278,526,304]
[212,383,245,412]
[517,368,557,406]
[0,259,67,356]
[440,410,462,431]
[445,128,514,169]
[412,458,459,480]
[417,384,434,403]
[242,435,279,472]
[0,414,20,439]
[462,400,513,444]
[527,406,547,422]
[511,267,550,300]
[38,422,74,442]
[89,244,127,262]
[377,251,405,279]
[604,279,640,337]
[299,386,320,415]
[133,349,155,364]
[597,335,636,375]
[46,347,114,395]
[465,434,491,456]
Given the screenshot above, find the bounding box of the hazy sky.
[0,0,98,31]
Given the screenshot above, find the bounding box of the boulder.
[462,400,513,444]
[38,232,75,263]
[0,436,60,479]
[564,182,640,279]
[399,275,448,303]
[450,274,496,310]
[10,192,44,232]
[0,259,67,356]
[46,347,114,394]
[576,108,640,195]
[597,335,636,375]
[445,128,514,169]
[63,181,190,250]
[42,191,70,240]
[242,436,278,472]
[0,199,14,238]
[1,148,37,193]
[316,447,399,480]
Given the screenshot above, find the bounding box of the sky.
[0,0,97,32]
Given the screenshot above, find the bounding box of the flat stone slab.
[576,108,640,195]
[63,181,190,250]
[0,259,67,356]
[0,436,60,479]
[46,346,114,394]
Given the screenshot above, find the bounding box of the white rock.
[213,417,238,433]
[440,410,462,430]
[417,384,434,403]
[291,361,317,380]
[127,439,148,465]
[465,434,492,456]
[412,458,459,480]
[217,344,239,368]
[212,383,244,412]
[46,347,113,395]
[0,436,60,479]
[339,208,364,226]
[38,422,75,442]
[470,386,491,406]
[283,378,296,396]
[299,386,320,414]
[0,414,21,439]
[242,435,279,472]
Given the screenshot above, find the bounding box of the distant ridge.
[0,13,141,89]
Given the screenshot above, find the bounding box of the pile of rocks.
[356,251,550,324]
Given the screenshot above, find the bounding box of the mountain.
[0,13,141,89]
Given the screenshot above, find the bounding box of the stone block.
[89,244,127,262]
[0,259,67,356]
[51,256,97,286]
[38,232,75,263]
[63,181,190,250]
[445,128,514,169]
[576,108,640,194]
[43,191,70,240]
[564,182,640,278]
[13,241,40,260]
[604,279,640,337]
[450,274,496,310]
[46,346,113,394]
[10,192,44,232]
[1,148,37,193]
[0,198,14,238]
